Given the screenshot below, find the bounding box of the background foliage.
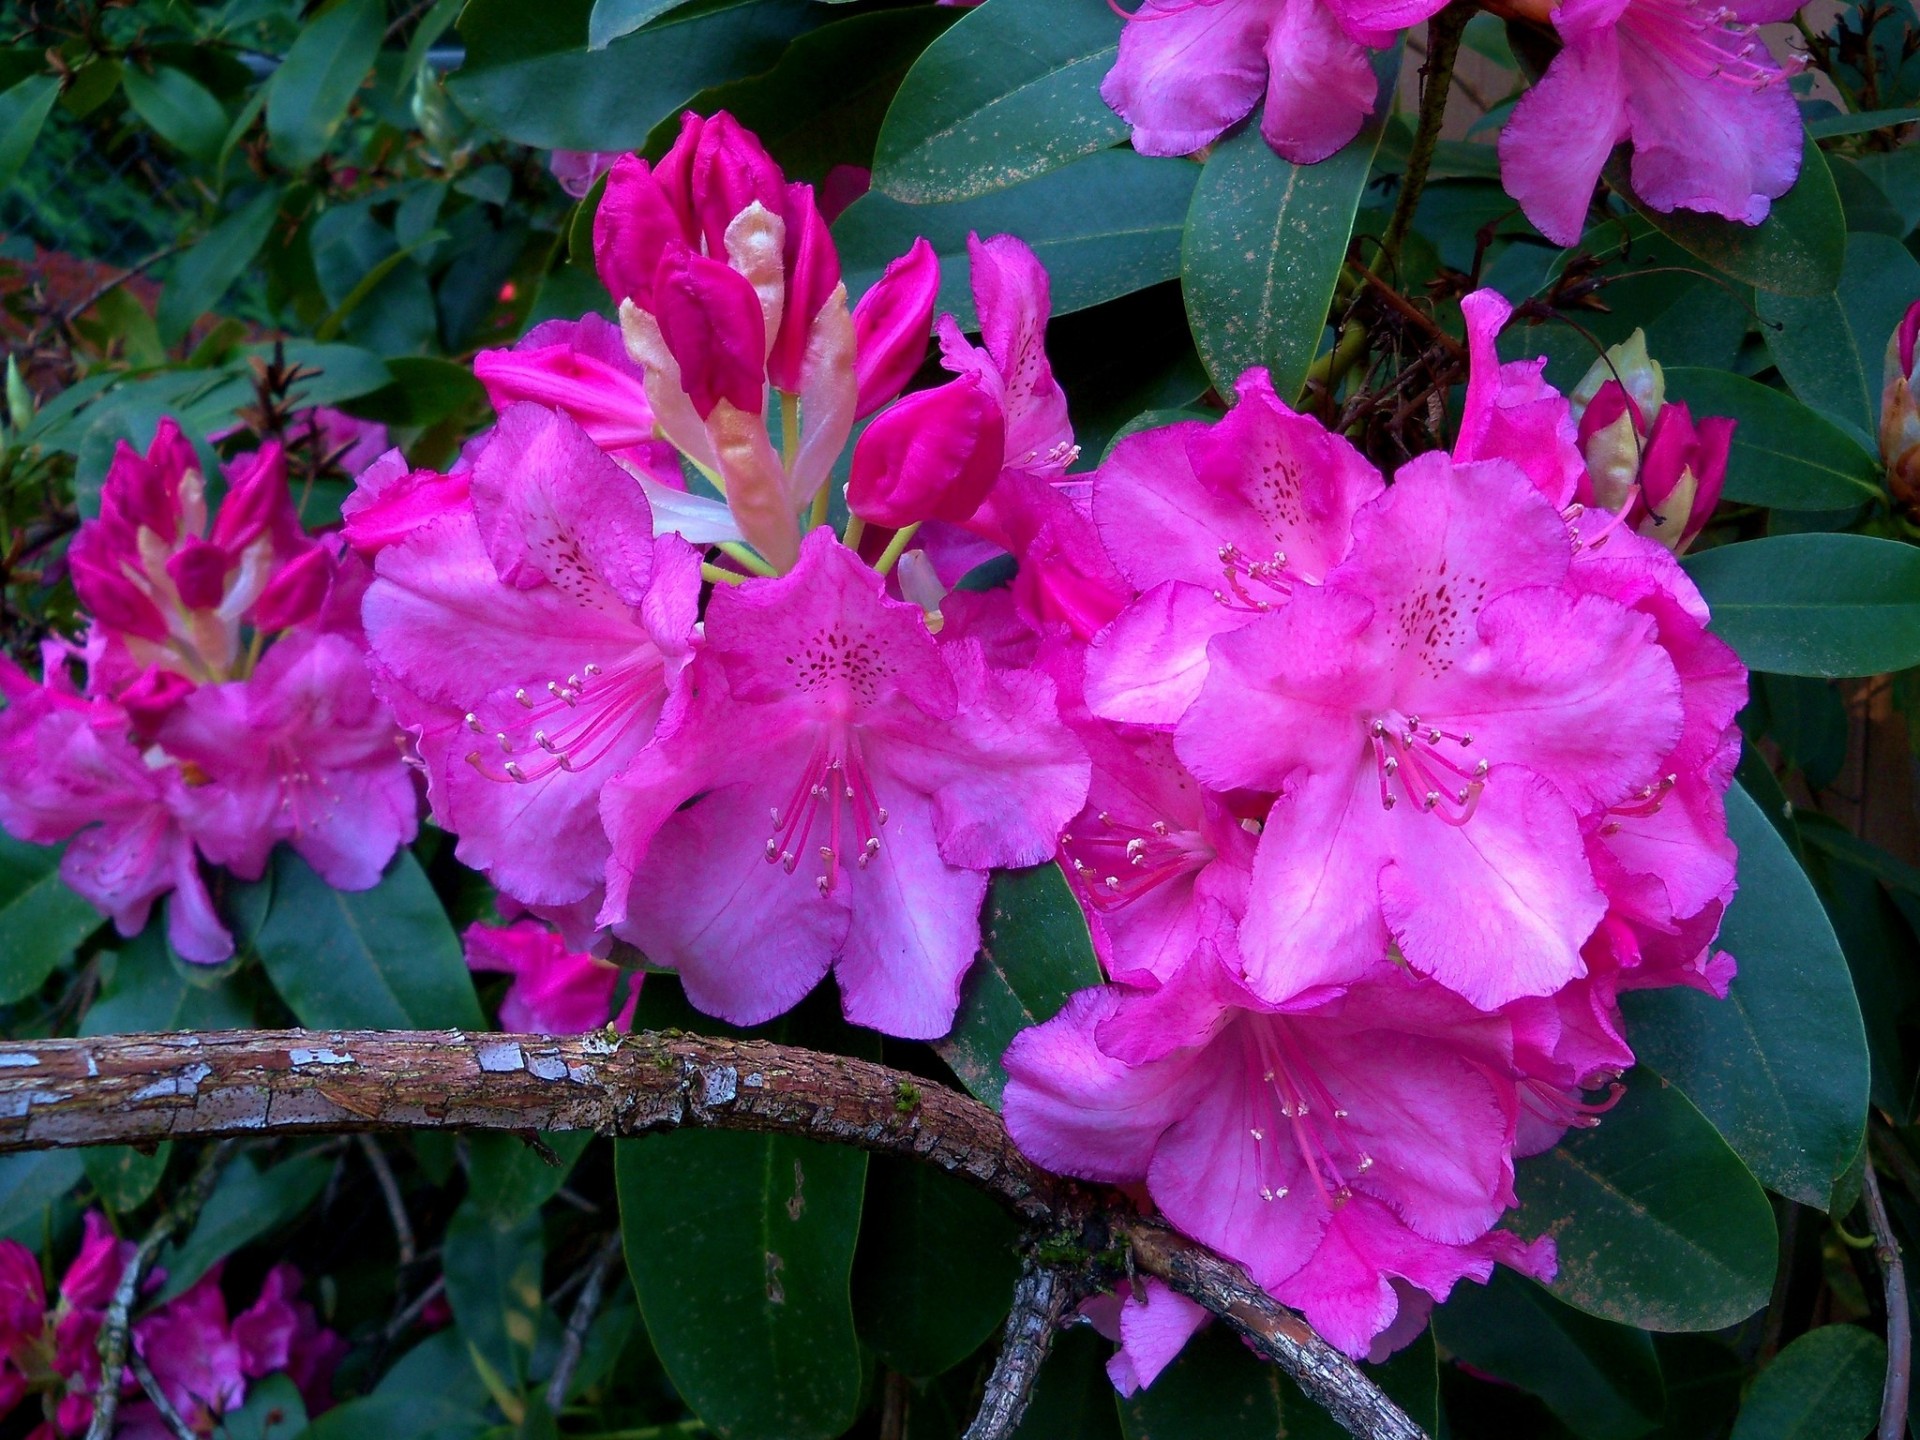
[5,0,1920,1436]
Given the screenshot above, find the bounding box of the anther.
[515,689,533,709]
[504,761,527,782]
[464,712,482,733]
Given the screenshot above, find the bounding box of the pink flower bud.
[118,665,197,729]
[209,442,293,553]
[1637,402,1730,553]
[655,245,768,419]
[818,164,871,223]
[71,554,166,641]
[847,374,1005,529]
[768,183,842,394]
[1898,298,1920,384]
[250,545,333,633]
[0,1239,43,1338]
[593,153,694,311]
[686,110,787,257]
[105,419,198,544]
[851,238,939,419]
[61,1212,130,1312]
[165,537,231,611]
[550,148,620,199]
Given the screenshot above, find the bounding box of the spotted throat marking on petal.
[464,659,654,785]
[1367,713,1488,826]
[765,728,887,895]
[1060,809,1214,912]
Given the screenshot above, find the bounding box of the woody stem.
[1378,1,1473,274]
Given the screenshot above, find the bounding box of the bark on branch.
[0,1028,1427,1440]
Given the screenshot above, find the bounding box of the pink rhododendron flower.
[1455,291,1586,509]
[550,148,621,198]
[1497,0,1805,245]
[364,404,702,929]
[599,530,1087,1037]
[0,424,415,962]
[1005,941,1552,1357]
[465,917,639,1032]
[341,448,474,558]
[1102,0,1425,166]
[1079,1279,1208,1395]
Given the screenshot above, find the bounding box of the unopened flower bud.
[654,246,768,419]
[1636,402,1730,554]
[165,537,232,611]
[250,544,333,634]
[686,111,787,258]
[1576,380,1646,513]
[1571,329,1664,429]
[850,239,939,419]
[70,555,166,641]
[594,153,691,311]
[209,442,292,553]
[109,419,199,544]
[847,374,1005,529]
[118,665,196,729]
[1881,300,1920,513]
[768,183,842,394]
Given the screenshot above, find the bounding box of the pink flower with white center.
[1496,0,1806,246]
[364,404,702,924]
[1084,368,1383,726]
[1004,941,1549,1359]
[465,917,639,1033]
[1177,451,1686,1011]
[599,529,1088,1038]
[1101,0,1432,166]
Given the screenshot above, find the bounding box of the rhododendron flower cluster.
[0,424,416,962]
[0,1212,341,1437]
[1004,288,1745,1371]
[465,916,639,1033]
[1101,0,1806,244]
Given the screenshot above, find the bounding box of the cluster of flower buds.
[0,422,417,962]
[0,1212,342,1436]
[1882,300,1920,514]
[1566,332,1731,555]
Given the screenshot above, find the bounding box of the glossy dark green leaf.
[1660,369,1882,511]
[1510,1070,1776,1330]
[1607,135,1844,297]
[1728,1324,1884,1440]
[254,848,484,1030]
[157,1153,334,1302]
[1370,1327,1440,1435]
[1752,674,1848,790]
[588,0,700,49]
[216,1373,308,1440]
[1433,1269,1665,1440]
[463,1132,594,1228]
[852,1155,1021,1379]
[1013,1324,1125,1440]
[297,1395,487,1440]
[157,188,283,345]
[934,862,1102,1109]
[1621,784,1867,1208]
[1806,106,1920,137]
[1119,1322,1341,1440]
[615,986,873,1440]
[266,0,383,168]
[1755,232,1920,439]
[0,1151,84,1241]
[450,0,813,151]
[1645,1335,1746,1440]
[0,75,58,197]
[835,148,1198,331]
[872,0,1127,203]
[243,341,392,409]
[123,64,227,162]
[82,925,253,1036]
[341,356,485,427]
[1683,535,1920,678]
[444,1198,545,1395]
[1181,50,1398,402]
[0,834,101,1003]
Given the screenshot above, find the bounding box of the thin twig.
[878,1369,911,1440]
[85,1145,231,1440]
[128,1348,199,1440]
[357,1135,417,1267]
[383,1273,447,1343]
[58,242,188,329]
[963,1260,1076,1440]
[1864,1162,1911,1440]
[1377,2,1474,272]
[546,1231,626,1412]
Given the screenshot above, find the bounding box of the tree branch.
[1864,1162,1912,1440]
[963,1259,1077,1440]
[0,1029,1427,1440]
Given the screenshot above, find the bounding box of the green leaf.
[588,0,700,49]
[157,1153,334,1302]
[83,1144,170,1214]
[0,75,59,197]
[852,1155,1021,1379]
[1013,1324,1125,1439]
[1755,231,1920,440]
[1728,1324,1885,1440]
[0,834,101,1004]
[244,341,393,409]
[872,0,1127,204]
[463,1132,594,1228]
[157,188,283,346]
[1806,106,1920,138]
[834,147,1198,332]
[1683,535,1920,678]
[82,925,253,1036]
[615,985,872,1440]
[1181,49,1399,402]
[0,1151,84,1241]
[1432,1269,1665,1440]
[340,355,485,427]
[1607,135,1844,297]
[265,0,383,168]
[933,862,1102,1108]
[215,1373,307,1440]
[253,848,484,1030]
[123,64,228,162]
[1119,1322,1341,1440]
[444,1198,545,1394]
[1621,784,1868,1208]
[1510,1069,1776,1331]
[450,0,813,151]
[297,1395,487,1440]
[1660,368,1883,511]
